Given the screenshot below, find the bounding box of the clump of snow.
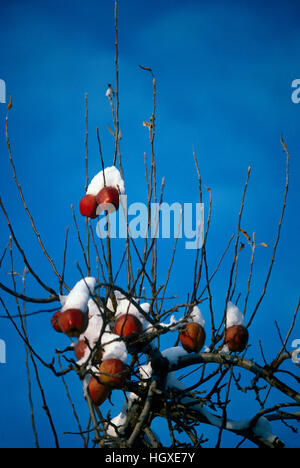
[106,86,114,99]
[164,315,180,329]
[139,346,189,382]
[107,412,128,438]
[61,277,96,313]
[105,290,124,313]
[144,313,188,336]
[220,344,230,354]
[76,313,105,366]
[115,297,144,319]
[154,314,184,333]
[155,306,205,335]
[86,166,125,196]
[116,296,146,319]
[59,294,68,307]
[162,346,189,365]
[139,362,153,382]
[82,374,91,398]
[189,306,205,328]
[226,301,245,328]
[87,298,103,319]
[225,416,277,445]
[82,366,101,398]
[79,314,103,347]
[166,371,187,391]
[140,302,151,315]
[101,331,128,363]
[106,392,138,438]
[253,417,277,444]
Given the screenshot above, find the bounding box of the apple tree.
[0,2,299,449]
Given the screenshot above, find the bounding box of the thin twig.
[247,137,289,327]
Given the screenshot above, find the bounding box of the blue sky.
[0,0,299,448]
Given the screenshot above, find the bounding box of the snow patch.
[189,306,205,328]
[106,392,139,438]
[162,346,189,365]
[61,277,96,313]
[253,417,277,444]
[86,166,125,196]
[101,331,128,363]
[139,362,153,382]
[226,301,245,328]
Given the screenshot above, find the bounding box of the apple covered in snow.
[96,186,120,214]
[58,308,88,338]
[74,339,103,364]
[179,306,206,353]
[225,302,249,352]
[179,322,206,353]
[57,277,96,338]
[88,375,110,406]
[225,325,249,352]
[99,358,128,388]
[79,166,125,218]
[108,292,148,339]
[114,314,143,339]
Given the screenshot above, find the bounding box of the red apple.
[51,311,63,333]
[74,340,88,360]
[79,194,98,218]
[114,314,143,339]
[74,340,103,364]
[58,308,88,338]
[88,375,110,406]
[179,322,206,353]
[225,325,249,352]
[96,186,120,214]
[99,358,127,388]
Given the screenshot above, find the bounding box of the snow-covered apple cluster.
[51,275,249,411]
[79,166,125,218]
[51,277,152,406]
